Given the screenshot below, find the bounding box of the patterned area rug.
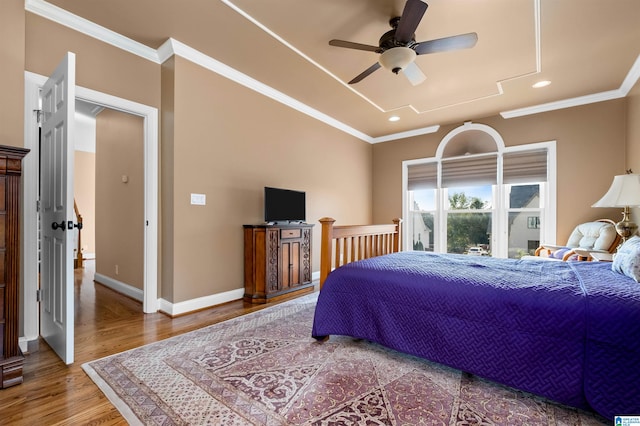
[83,293,607,425]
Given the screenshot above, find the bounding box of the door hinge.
[36,289,42,303]
[36,199,41,212]
[34,109,43,124]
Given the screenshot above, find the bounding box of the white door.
[40,52,76,365]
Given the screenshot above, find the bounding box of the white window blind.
[442,155,497,188]
[503,149,547,183]
[409,149,548,189]
[408,162,437,190]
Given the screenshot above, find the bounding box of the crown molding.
[159,38,373,143]
[500,89,625,119]
[371,125,441,143]
[620,53,640,94]
[501,53,640,119]
[160,39,446,143]
[25,0,160,63]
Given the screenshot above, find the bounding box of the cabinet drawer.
[281,229,301,239]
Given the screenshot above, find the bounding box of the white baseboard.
[94,273,144,302]
[159,272,320,316]
[19,337,29,353]
[159,288,245,317]
[80,270,321,318]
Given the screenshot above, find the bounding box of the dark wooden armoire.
[0,145,29,388]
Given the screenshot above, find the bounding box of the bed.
[311,218,640,419]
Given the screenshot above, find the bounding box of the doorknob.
[52,221,66,231]
[68,221,82,230]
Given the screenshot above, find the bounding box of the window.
[407,162,436,251]
[403,123,556,258]
[446,185,492,254]
[408,190,435,251]
[507,184,543,257]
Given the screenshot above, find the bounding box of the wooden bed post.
[319,217,335,289]
[393,218,402,253]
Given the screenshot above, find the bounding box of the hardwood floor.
[0,260,300,425]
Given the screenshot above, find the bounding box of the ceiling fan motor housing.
[379,18,417,52]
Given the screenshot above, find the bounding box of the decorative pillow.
[551,247,571,259]
[611,236,640,282]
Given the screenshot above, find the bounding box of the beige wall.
[25,13,160,111]
[0,0,25,148]
[626,80,640,173]
[372,99,627,244]
[162,56,372,303]
[627,80,640,225]
[74,151,96,256]
[95,109,145,290]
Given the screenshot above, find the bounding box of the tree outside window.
[447,190,491,254]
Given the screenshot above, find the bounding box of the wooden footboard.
[319,217,402,289]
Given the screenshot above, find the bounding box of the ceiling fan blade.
[348,62,381,84]
[414,32,478,55]
[395,0,428,44]
[402,62,426,86]
[329,39,380,52]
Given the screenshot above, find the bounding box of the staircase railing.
[74,200,84,269]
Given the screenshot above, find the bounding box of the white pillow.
[611,236,640,282]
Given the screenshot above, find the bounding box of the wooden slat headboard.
[319,217,402,288]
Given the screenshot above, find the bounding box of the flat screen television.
[264,187,306,223]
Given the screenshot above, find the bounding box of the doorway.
[22,70,159,350]
[75,102,146,300]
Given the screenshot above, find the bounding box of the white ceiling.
[34,0,640,142]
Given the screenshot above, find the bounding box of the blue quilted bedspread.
[311,251,640,419]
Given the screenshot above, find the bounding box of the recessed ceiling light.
[532,80,551,88]
[388,115,400,122]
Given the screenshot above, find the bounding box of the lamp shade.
[592,174,640,207]
[379,47,416,73]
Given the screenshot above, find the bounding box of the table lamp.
[592,172,640,243]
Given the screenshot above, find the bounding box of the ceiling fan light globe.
[379,47,416,72]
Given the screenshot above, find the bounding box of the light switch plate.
[190,193,206,205]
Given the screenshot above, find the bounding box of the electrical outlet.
[115,264,119,275]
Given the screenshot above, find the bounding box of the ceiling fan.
[329,0,478,86]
